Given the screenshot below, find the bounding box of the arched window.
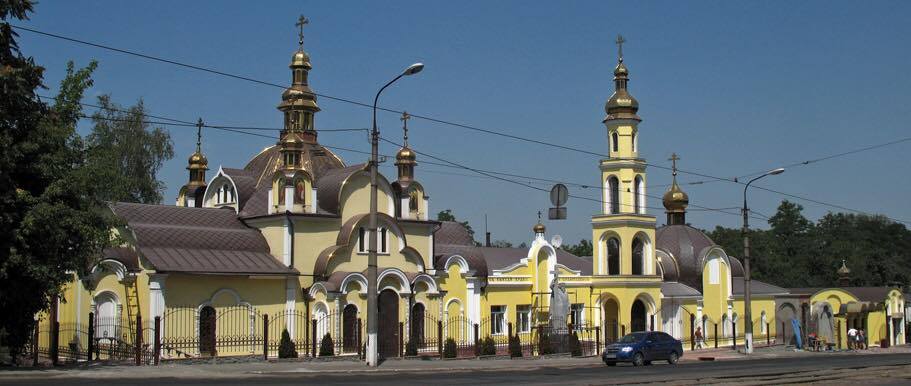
[634,176,645,214]
[607,238,620,275]
[631,132,637,153]
[611,132,619,153]
[607,176,620,214]
[632,237,644,275]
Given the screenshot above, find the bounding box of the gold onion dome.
[533,222,546,234]
[291,49,311,68]
[188,151,208,168]
[662,180,689,213]
[396,146,416,163]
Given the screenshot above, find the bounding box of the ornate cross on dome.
[669,153,680,177]
[537,210,542,221]
[195,118,204,153]
[296,15,309,47]
[615,34,626,62]
[400,111,411,146]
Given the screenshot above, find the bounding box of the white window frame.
[490,305,506,336]
[516,305,531,333]
[570,303,585,329]
[709,258,720,285]
[357,227,390,255]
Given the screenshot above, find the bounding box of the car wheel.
[632,353,644,367]
[667,351,679,365]
[604,361,617,366]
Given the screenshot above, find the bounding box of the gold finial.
[533,211,546,234]
[615,34,626,63]
[400,111,411,146]
[195,118,204,153]
[296,15,309,48]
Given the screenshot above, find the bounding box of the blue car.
[602,331,683,366]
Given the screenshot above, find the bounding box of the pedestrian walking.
[695,326,705,349]
[857,330,866,350]
[847,327,857,350]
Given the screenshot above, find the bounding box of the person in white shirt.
[847,327,858,350]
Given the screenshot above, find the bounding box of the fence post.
[714,323,718,348]
[781,321,786,346]
[399,322,404,358]
[621,324,626,337]
[732,321,737,350]
[689,314,696,351]
[32,322,39,367]
[437,320,443,359]
[311,319,317,357]
[135,314,142,366]
[262,314,269,361]
[837,320,842,350]
[154,316,161,365]
[87,312,95,362]
[473,323,479,358]
[357,318,363,358]
[595,326,601,354]
[50,320,59,366]
[536,325,544,356]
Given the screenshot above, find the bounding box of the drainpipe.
[285,211,295,268]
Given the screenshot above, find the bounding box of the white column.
[284,185,294,212]
[310,188,318,214]
[282,218,292,266]
[466,279,481,325]
[285,277,297,336]
[149,274,168,321]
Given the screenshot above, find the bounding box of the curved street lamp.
[366,63,424,367]
[742,167,784,354]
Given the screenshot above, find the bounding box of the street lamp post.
[742,167,784,354]
[366,63,424,367]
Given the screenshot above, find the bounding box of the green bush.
[319,333,334,357]
[480,336,497,356]
[278,329,298,358]
[508,334,523,358]
[570,332,582,357]
[443,338,458,358]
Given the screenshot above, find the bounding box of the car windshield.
[618,332,647,343]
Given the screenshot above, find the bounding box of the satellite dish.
[550,234,563,248]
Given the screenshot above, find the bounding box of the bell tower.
[591,35,657,277]
[177,118,208,207]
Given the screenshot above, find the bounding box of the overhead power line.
[19,25,908,224]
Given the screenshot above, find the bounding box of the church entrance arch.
[342,304,358,353]
[198,305,216,356]
[603,298,620,342]
[631,300,647,332]
[378,289,400,358]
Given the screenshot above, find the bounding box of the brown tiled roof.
[315,164,367,215]
[786,287,895,302]
[434,242,593,277]
[661,282,702,298]
[656,224,718,291]
[435,221,476,246]
[732,278,789,296]
[110,202,296,275]
[100,247,141,272]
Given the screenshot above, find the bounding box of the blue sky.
[17,1,911,246]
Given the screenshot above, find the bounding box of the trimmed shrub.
[278,329,298,358]
[443,338,458,358]
[319,333,334,357]
[570,332,582,357]
[508,334,523,358]
[480,336,497,356]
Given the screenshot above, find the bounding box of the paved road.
[5,353,911,385]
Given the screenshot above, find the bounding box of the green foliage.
[81,95,174,204]
[708,200,911,288]
[0,1,113,361]
[569,332,582,356]
[443,337,457,358]
[491,240,513,248]
[319,333,334,356]
[478,336,497,356]
[278,329,297,358]
[562,239,593,257]
[508,334,523,358]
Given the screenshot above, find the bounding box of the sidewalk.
[3,345,910,380]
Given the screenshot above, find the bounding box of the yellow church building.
[37,27,901,364]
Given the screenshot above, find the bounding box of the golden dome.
[533,222,546,234]
[291,49,311,68]
[187,151,208,170]
[396,146,416,163]
[662,180,689,213]
[614,61,629,76]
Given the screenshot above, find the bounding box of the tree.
[562,239,593,257]
[81,95,174,204]
[278,329,298,358]
[490,240,513,248]
[319,333,334,356]
[0,0,112,360]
